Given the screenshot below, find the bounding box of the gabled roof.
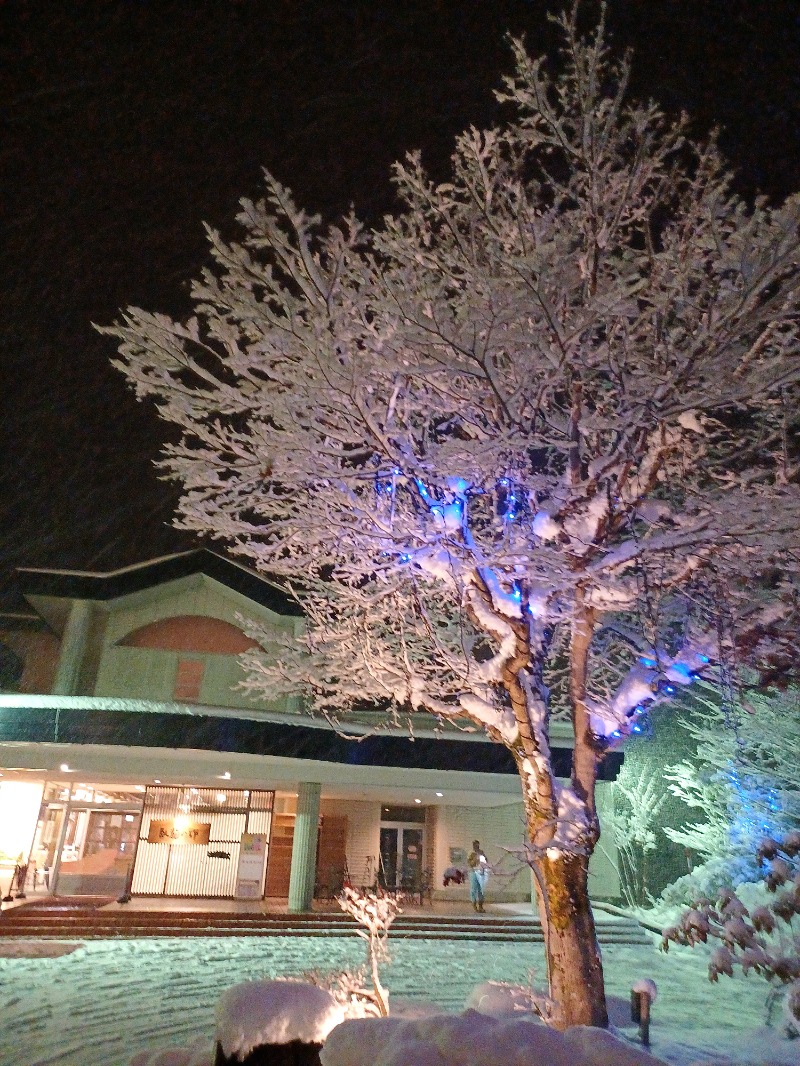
[15,550,302,617]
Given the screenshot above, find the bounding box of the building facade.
[0,551,621,908]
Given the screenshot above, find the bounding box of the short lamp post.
[630,980,656,1048]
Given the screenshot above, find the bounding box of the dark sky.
[2,0,799,609]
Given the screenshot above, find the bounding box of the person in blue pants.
[467,839,488,912]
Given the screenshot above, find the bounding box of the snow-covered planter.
[662,832,800,1036]
[214,980,346,1065]
[319,1012,668,1066]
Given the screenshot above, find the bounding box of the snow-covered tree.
[662,832,800,1036]
[103,9,800,1028]
[336,886,401,1018]
[659,686,800,901]
[668,687,800,849]
[604,767,668,908]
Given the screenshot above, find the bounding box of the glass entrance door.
[379,824,423,891]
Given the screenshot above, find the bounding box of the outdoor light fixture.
[435,791,443,797]
[59,763,72,772]
[154,779,161,784]
[219,771,231,780]
[215,793,227,804]
[414,798,422,804]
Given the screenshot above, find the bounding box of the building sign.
[235,833,268,898]
[147,819,211,845]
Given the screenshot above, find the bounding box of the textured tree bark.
[533,850,609,1029]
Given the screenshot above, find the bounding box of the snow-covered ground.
[0,932,797,1066]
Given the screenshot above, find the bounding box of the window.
[174,658,205,702]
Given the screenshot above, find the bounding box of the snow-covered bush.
[319,1012,667,1066]
[662,832,800,1035]
[337,886,402,1017]
[465,979,555,1023]
[215,979,345,1061]
[301,967,385,1020]
[658,854,762,910]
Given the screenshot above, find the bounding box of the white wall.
[343,800,382,888]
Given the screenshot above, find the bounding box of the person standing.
[467,839,488,912]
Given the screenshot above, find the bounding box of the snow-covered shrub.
[302,967,384,1020]
[319,1012,667,1066]
[662,832,800,1035]
[465,979,555,1023]
[337,886,402,1017]
[658,853,762,909]
[215,979,346,1061]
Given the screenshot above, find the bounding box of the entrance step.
[0,904,652,946]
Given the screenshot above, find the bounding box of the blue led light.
[640,657,657,668]
[698,654,710,664]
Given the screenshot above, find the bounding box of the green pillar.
[287,782,321,913]
[52,600,92,696]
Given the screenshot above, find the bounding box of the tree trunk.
[532,850,608,1029]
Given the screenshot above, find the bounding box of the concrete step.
[0,908,652,945]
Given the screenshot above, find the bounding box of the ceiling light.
[414,798,422,804]
[60,763,72,773]
[219,771,231,780]
[435,791,443,797]
[154,779,161,785]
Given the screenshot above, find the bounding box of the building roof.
[14,549,303,616]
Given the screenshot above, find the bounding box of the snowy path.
[0,934,796,1066]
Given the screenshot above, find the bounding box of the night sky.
[2,0,799,609]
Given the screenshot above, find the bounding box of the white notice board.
[235,833,269,899]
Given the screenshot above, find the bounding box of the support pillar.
[287,782,321,913]
[52,600,92,696]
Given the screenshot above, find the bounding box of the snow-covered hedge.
[319,1012,667,1066]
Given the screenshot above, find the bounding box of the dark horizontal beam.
[0,706,624,779]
